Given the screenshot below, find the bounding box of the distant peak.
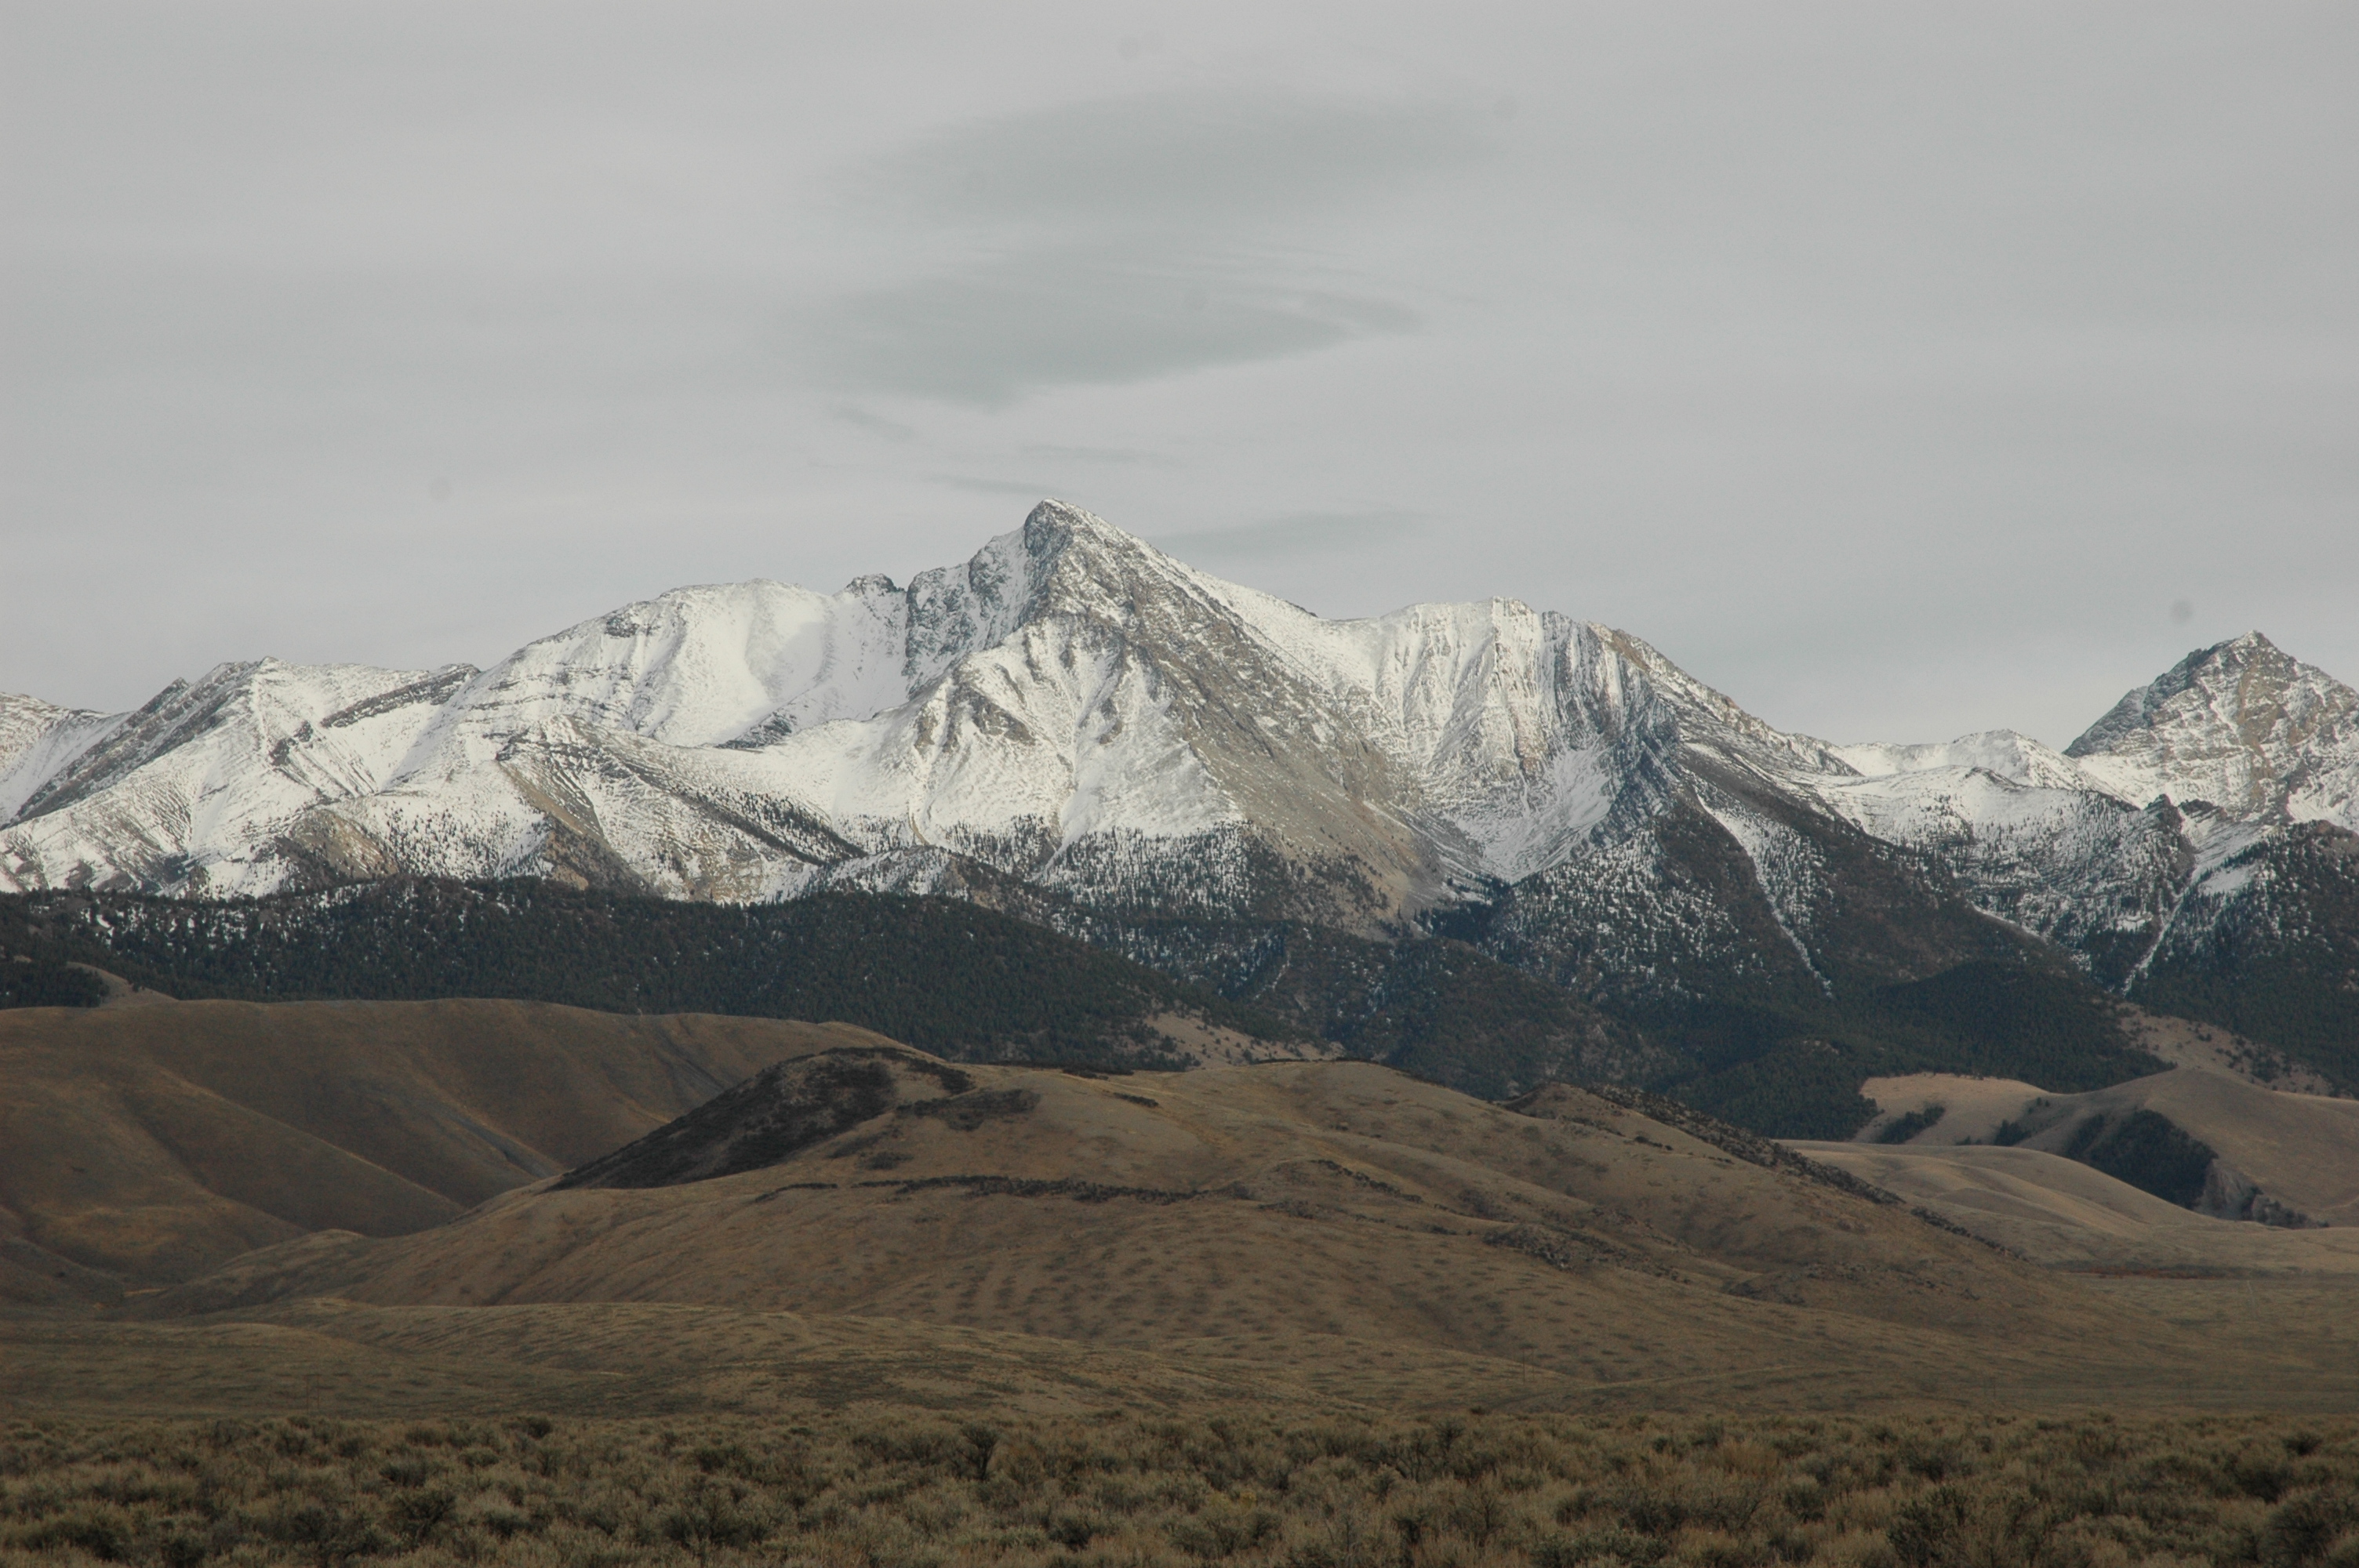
[2067,630,2350,761]
[1015,499,1200,588]
[2171,630,2304,683]
[2179,630,2281,672]
[1026,498,1083,523]
[1023,498,1135,546]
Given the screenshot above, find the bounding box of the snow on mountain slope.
[265,506,1761,922]
[265,578,929,899]
[1805,763,2183,983]
[0,660,471,895]
[0,505,1827,931]
[404,578,917,767]
[1830,731,2089,790]
[4,503,2353,1036]
[1778,637,2359,993]
[1808,636,2359,852]
[0,695,123,822]
[293,507,1413,915]
[1169,588,1685,882]
[2066,632,2359,828]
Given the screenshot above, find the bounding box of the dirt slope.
[0,999,891,1288]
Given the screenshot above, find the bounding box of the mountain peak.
[1018,499,1191,583]
[2068,633,2332,760]
[1023,497,1119,542]
[2066,633,2358,822]
[8,504,2354,924]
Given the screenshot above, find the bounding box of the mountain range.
[6,502,2356,1117]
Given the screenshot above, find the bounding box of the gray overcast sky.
[5,2,2354,748]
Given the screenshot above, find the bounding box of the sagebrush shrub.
[0,1412,2350,1568]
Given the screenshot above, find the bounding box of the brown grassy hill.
[1856,1064,2359,1225]
[110,1047,2359,1414]
[0,999,892,1293]
[1794,1140,2359,1274]
[2114,1000,2344,1094]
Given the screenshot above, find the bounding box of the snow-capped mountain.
[5,503,2354,1073]
[2070,633,2359,823]
[1789,633,2358,993]
[0,695,122,822]
[0,660,475,894]
[2,506,1743,922]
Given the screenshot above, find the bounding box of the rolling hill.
[1796,1140,2359,1276]
[1845,1064,2359,1226]
[0,999,892,1294]
[89,1041,2359,1417]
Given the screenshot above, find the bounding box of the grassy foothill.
[2,1410,2354,1568]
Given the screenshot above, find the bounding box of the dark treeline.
[10,880,2174,1139]
[2,881,1305,1070]
[1616,960,2165,1142]
[0,897,108,1007]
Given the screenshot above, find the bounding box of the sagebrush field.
[5,1411,2354,1568]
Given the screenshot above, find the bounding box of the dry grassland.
[79,1058,2350,1416]
[0,1001,890,1290]
[11,1054,2359,1423]
[4,1410,2354,1568]
[10,1024,2359,1568]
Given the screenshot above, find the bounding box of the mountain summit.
[2066,632,2359,824]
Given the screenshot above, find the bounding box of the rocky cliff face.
[2068,632,2359,823]
[5,503,2354,1085]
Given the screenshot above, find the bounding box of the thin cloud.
[813,254,1416,405]
[1019,443,1180,468]
[855,90,1490,233]
[803,89,1482,404]
[829,404,918,442]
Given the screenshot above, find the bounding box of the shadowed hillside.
[1842,1065,2359,1227]
[0,883,1312,1071]
[1797,1139,2359,1275]
[0,1000,895,1292]
[9,883,2186,1132]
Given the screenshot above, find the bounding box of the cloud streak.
[855,91,1489,232]
[801,91,1482,403]
[811,255,1416,404]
